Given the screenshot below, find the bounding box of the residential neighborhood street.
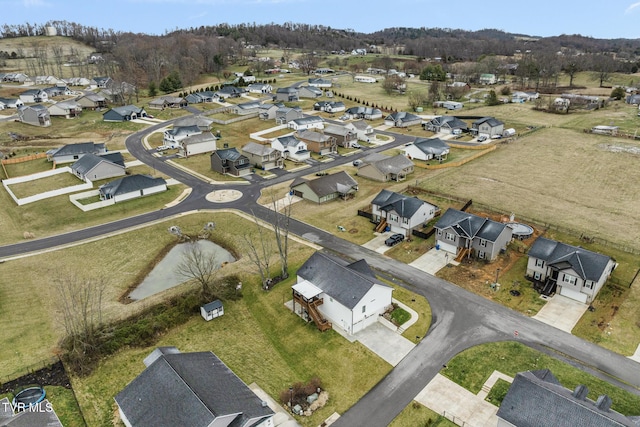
[1,115,639,427]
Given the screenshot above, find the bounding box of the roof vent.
[572,384,589,400]
[595,395,612,412]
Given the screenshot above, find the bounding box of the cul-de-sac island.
[0,20,639,427]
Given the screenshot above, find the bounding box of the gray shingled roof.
[497,370,639,427]
[323,123,353,137]
[166,125,201,138]
[291,171,357,198]
[291,116,323,126]
[528,237,613,282]
[372,189,429,218]
[345,106,382,116]
[385,111,422,123]
[435,208,510,242]
[242,141,278,156]
[215,147,247,162]
[473,116,504,127]
[297,129,331,143]
[426,115,468,129]
[412,137,450,156]
[364,154,414,175]
[49,142,105,157]
[297,252,389,309]
[71,152,124,175]
[115,350,273,427]
[181,132,216,146]
[202,299,223,312]
[99,174,166,198]
[110,104,144,116]
[275,135,301,149]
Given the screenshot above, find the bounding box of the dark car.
[385,233,405,246]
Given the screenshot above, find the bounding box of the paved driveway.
[362,232,395,254]
[409,248,457,275]
[353,322,415,366]
[533,294,588,333]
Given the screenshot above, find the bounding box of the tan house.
[357,153,414,182]
[242,141,283,170]
[295,129,337,155]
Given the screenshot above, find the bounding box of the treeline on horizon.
[2,20,640,96]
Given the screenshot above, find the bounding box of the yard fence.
[357,209,373,220]
[2,167,93,206]
[210,112,259,125]
[419,145,496,170]
[0,356,60,388]
[1,152,47,165]
[441,410,477,427]
[69,189,115,211]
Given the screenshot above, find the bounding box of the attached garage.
[436,240,458,255]
[559,286,588,304]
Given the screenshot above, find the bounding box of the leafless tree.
[299,52,319,75]
[268,192,291,279]
[175,241,221,298]
[52,271,107,373]
[408,91,427,111]
[242,213,275,289]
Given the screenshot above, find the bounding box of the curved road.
[1,116,639,426]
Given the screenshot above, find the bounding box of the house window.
[362,305,366,313]
[402,217,409,225]
[479,239,487,248]
[478,251,486,259]
[563,274,577,285]
[534,272,541,280]
[445,232,456,241]
[584,281,594,289]
[389,214,398,222]
[437,230,442,236]
[535,259,545,268]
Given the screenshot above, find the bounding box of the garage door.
[559,286,588,303]
[436,240,458,255]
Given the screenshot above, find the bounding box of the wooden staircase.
[375,218,388,233]
[293,294,332,332]
[455,247,469,262]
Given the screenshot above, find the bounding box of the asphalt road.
[1,116,639,426]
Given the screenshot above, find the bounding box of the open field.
[7,170,82,198]
[415,126,640,251]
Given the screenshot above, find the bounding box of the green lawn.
[390,401,457,427]
[485,378,511,406]
[7,171,83,198]
[442,341,640,416]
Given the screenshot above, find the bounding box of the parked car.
[352,143,361,149]
[352,159,363,166]
[385,233,405,246]
[477,135,487,142]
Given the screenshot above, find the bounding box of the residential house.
[275,87,299,102]
[497,370,640,427]
[48,100,82,119]
[163,125,203,148]
[345,120,375,142]
[76,92,107,110]
[173,115,214,131]
[233,100,262,115]
[63,76,92,87]
[47,142,107,163]
[423,116,468,134]
[288,116,324,131]
[433,208,513,261]
[185,91,216,104]
[323,123,357,148]
[200,300,224,321]
[178,132,217,158]
[115,347,274,427]
[402,137,450,161]
[148,95,187,109]
[17,105,51,127]
[626,94,640,105]
[2,72,29,83]
[439,101,464,110]
[258,103,282,120]
[70,152,126,182]
[246,83,273,94]
[471,117,504,138]
[354,75,377,83]
[384,111,422,128]
[275,106,303,124]
[215,85,244,99]
[479,73,497,85]
[0,397,63,427]
[99,174,168,203]
[210,148,251,177]
[292,251,393,334]
[344,106,383,120]
[298,86,323,99]
[42,85,72,98]
[314,101,345,113]
[242,141,283,170]
[290,171,358,203]
[0,97,24,109]
[308,77,332,88]
[91,76,113,89]
[19,88,48,103]
[357,153,414,183]
[102,105,147,122]
[271,135,310,162]
[526,237,616,303]
[370,189,436,237]
[296,129,337,155]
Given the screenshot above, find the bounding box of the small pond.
[128,240,236,301]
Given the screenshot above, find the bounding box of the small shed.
[201,300,224,321]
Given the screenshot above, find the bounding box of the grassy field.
[442,341,640,416]
[7,171,83,198]
[390,401,457,427]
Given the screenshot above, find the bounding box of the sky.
[2,0,640,40]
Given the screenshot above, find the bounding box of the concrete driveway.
[409,248,457,275]
[533,294,588,333]
[362,232,395,254]
[352,322,415,366]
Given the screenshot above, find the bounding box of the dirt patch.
[598,143,640,155]
[0,360,71,393]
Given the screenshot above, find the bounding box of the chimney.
[595,395,612,412]
[572,384,589,400]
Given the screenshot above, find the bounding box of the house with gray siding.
[384,111,422,128]
[275,106,303,124]
[434,208,513,261]
[471,117,504,138]
[275,87,299,102]
[323,123,357,147]
[526,237,616,303]
[357,153,414,182]
[423,116,469,134]
[241,142,283,170]
[102,105,147,122]
[48,100,82,119]
[99,174,167,203]
[76,92,107,110]
[210,148,251,177]
[18,104,51,127]
[71,152,125,182]
[47,142,107,163]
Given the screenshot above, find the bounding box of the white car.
[352,143,361,149]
